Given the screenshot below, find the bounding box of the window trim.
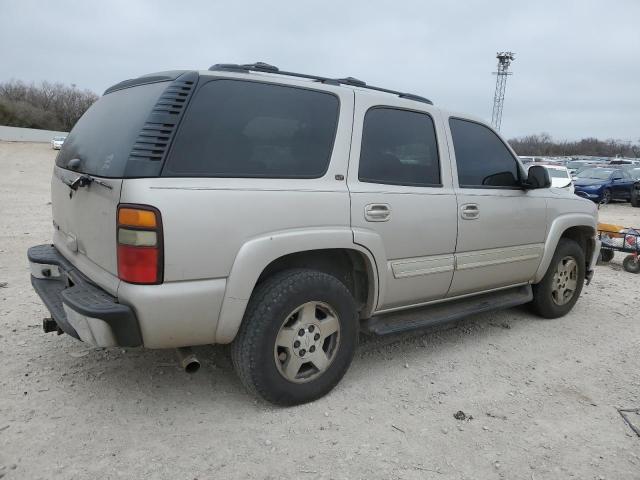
[357,105,443,188]
[161,77,342,179]
[449,116,525,190]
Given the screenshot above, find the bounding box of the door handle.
[364,203,391,222]
[460,203,479,220]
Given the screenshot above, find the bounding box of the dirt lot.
[1,142,639,480]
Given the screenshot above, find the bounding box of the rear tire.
[623,255,640,274]
[530,239,585,319]
[231,269,358,405]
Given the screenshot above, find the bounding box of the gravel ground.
[1,142,639,480]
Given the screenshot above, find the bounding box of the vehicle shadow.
[47,304,537,410]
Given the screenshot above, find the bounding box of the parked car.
[542,165,574,193]
[51,136,66,150]
[609,159,640,166]
[567,160,601,176]
[27,63,601,405]
[573,167,635,203]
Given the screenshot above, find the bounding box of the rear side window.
[56,81,168,178]
[449,118,520,188]
[358,108,440,187]
[163,80,339,178]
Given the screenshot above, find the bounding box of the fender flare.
[215,227,384,343]
[533,213,597,283]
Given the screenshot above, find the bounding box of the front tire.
[601,188,612,204]
[530,239,585,318]
[631,188,640,207]
[231,269,358,405]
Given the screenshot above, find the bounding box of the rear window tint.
[56,81,168,178]
[163,80,339,178]
[358,107,440,187]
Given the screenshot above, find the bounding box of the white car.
[51,136,66,150]
[544,165,575,193]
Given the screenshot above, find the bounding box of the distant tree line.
[0,80,98,132]
[509,133,640,158]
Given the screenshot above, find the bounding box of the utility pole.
[491,51,515,131]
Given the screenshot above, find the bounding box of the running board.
[362,285,533,336]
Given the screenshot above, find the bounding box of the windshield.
[53,136,66,141]
[567,161,586,169]
[576,168,614,180]
[548,169,569,178]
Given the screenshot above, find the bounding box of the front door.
[445,117,547,296]
[611,170,634,200]
[348,97,458,311]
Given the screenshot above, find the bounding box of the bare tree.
[0,79,98,131]
[509,133,639,158]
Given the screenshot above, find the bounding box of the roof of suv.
[104,62,435,109]
[204,62,434,105]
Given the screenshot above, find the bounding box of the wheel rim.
[602,190,611,203]
[273,301,340,383]
[551,256,578,306]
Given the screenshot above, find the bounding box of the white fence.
[0,125,68,143]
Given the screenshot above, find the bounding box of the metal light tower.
[491,51,515,131]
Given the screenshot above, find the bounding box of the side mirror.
[524,165,551,189]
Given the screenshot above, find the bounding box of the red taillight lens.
[117,205,163,284]
[117,245,159,283]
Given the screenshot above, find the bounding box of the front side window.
[358,107,440,186]
[449,118,520,188]
[163,80,340,178]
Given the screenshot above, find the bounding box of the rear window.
[162,80,339,178]
[358,107,440,186]
[56,81,168,177]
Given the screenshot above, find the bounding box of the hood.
[551,178,572,188]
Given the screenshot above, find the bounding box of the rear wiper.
[66,174,112,191]
[69,174,93,190]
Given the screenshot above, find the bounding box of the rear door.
[348,96,458,311]
[445,117,547,296]
[52,79,176,293]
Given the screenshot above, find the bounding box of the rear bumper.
[28,244,142,347]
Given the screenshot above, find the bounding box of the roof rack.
[208,62,433,105]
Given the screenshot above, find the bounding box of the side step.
[362,285,533,336]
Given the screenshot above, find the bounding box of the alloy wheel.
[273,301,341,383]
[551,256,578,305]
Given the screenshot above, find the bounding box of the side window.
[163,80,339,178]
[449,118,520,188]
[358,108,440,187]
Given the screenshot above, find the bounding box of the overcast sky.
[1,0,639,141]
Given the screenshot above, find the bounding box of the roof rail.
[208,62,433,105]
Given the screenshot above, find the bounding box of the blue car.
[573,167,635,203]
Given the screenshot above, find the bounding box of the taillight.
[117,205,163,284]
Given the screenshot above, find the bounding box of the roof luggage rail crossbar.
[208,62,433,105]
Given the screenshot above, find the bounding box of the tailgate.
[52,166,122,280]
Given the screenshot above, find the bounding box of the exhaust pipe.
[43,318,58,333]
[176,347,200,374]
